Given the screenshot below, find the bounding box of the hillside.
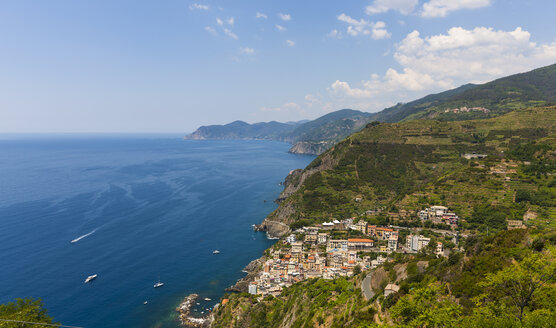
[258,106,556,237]
[184,120,302,141]
[372,63,556,123]
[185,109,372,155]
[213,106,556,328]
[213,229,556,328]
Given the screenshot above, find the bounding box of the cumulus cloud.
[255,12,267,19]
[286,40,295,47]
[326,26,556,111]
[240,47,255,55]
[189,3,209,10]
[337,14,391,40]
[223,28,238,40]
[275,24,287,32]
[366,0,418,15]
[278,13,292,21]
[226,17,235,26]
[216,18,224,26]
[421,0,492,17]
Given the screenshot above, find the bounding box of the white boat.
[204,297,211,301]
[212,250,220,254]
[84,274,97,283]
[154,281,164,288]
[144,301,148,305]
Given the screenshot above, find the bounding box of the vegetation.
[373,63,556,123]
[0,298,57,327]
[213,229,556,328]
[267,107,556,231]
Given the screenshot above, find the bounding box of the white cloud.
[286,40,295,47]
[189,3,209,10]
[366,0,418,15]
[240,47,255,55]
[217,17,234,26]
[275,24,287,32]
[337,14,391,40]
[278,13,292,21]
[256,12,267,19]
[223,28,238,40]
[205,26,217,35]
[328,29,342,39]
[421,0,491,18]
[325,26,556,111]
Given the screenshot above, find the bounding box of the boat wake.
[71,229,97,243]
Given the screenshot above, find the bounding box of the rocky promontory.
[176,294,213,327]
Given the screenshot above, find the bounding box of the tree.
[390,282,462,327]
[353,265,362,276]
[475,246,556,323]
[0,298,57,327]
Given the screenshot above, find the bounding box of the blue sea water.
[0,135,314,327]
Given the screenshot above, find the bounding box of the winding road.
[361,271,374,300]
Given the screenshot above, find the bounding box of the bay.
[0,135,314,327]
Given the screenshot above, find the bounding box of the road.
[361,271,374,300]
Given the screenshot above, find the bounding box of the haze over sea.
[0,135,314,327]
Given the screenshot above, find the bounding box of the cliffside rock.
[226,258,264,293]
[288,141,332,155]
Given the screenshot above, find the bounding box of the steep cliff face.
[257,152,338,238]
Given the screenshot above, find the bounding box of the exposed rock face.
[256,152,338,238]
[225,258,264,293]
[288,141,331,155]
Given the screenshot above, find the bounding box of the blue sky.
[1,0,555,133]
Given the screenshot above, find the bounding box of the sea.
[0,135,314,327]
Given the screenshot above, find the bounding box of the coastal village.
[246,205,459,297]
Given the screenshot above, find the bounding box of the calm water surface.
[0,135,314,327]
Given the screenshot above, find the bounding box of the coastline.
[173,166,301,326]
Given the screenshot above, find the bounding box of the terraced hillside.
[259,107,555,236]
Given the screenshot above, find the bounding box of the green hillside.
[372,63,556,123]
[213,229,556,328]
[264,106,555,232]
[213,106,556,328]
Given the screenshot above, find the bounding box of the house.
[388,235,398,252]
[304,233,318,244]
[355,220,368,234]
[435,242,443,256]
[384,284,400,297]
[406,235,431,252]
[248,283,258,295]
[318,232,328,244]
[463,153,487,160]
[327,239,348,252]
[348,238,374,251]
[507,220,526,230]
[291,241,303,253]
[285,234,296,244]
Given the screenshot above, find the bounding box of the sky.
[1,0,556,133]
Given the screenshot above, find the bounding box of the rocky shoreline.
[176,294,214,328]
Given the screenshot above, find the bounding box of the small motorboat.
[144,301,148,305]
[84,274,97,283]
[212,250,220,254]
[154,281,164,288]
[204,297,211,301]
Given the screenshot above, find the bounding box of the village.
[247,205,461,297]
